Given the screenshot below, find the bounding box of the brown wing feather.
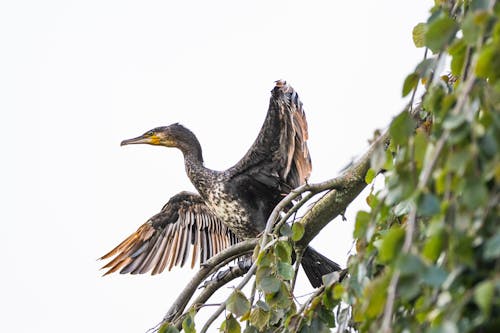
[99,191,240,276]
[230,80,311,191]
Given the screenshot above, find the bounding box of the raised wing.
[230,80,311,191]
[100,191,240,275]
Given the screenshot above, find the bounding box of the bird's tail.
[301,246,342,288]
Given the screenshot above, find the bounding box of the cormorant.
[100,80,341,287]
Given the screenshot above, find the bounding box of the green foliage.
[158,323,180,333]
[341,1,500,332]
[227,290,251,318]
[291,222,305,241]
[402,72,420,97]
[220,314,241,333]
[425,13,458,52]
[182,311,196,333]
[389,111,416,146]
[412,22,426,48]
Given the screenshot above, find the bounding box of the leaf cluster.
[342,1,500,332]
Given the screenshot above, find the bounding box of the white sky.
[1,1,432,332]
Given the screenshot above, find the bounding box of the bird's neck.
[179,144,216,195]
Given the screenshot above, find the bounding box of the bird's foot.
[199,256,253,289]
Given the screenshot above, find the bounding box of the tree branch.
[297,130,389,248]
[172,265,249,329]
[160,238,258,325]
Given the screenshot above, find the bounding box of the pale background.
[1,1,431,332]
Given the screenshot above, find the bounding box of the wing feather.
[99,191,240,276]
[229,80,311,192]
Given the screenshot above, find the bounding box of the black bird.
[100,80,341,287]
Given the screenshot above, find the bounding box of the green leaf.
[396,253,426,276]
[256,251,275,267]
[275,240,292,263]
[158,323,180,333]
[363,274,389,318]
[291,222,305,241]
[413,130,428,170]
[412,23,426,48]
[317,306,336,328]
[390,111,415,146]
[479,131,497,157]
[446,149,470,175]
[280,223,292,237]
[259,276,281,293]
[474,280,494,315]
[378,226,405,263]
[423,265,447,287]
[462,180,487,209]
[256,266,273,284]
[462,12,482,45]
[476,44,500,82]
[450,39,466,76]
[383,149,394,170]
[277,262,294,280]
[182,312,196,333]
[386,170,415,205]
[354,211,370,239]
[423,85,446,113]
[417,193,441,217]
[265,283,292,308]
[402,72,419,97]
[221,314,241,333]
[365,168,376,184]
[227,290,251,318]
[398,275,422,301]
[484,233,500,260]
[425,14,457,52]
[250,307,270,331]
[422,233,444,262]
[415,58,437,78]
[333,283,344,300]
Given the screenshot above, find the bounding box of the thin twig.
[292,285,325,331]
[291,249,303,292]
[273,191,315,235]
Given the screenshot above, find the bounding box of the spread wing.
[99,191,240,275]
[230,80,311,192]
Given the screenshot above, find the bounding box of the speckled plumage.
[101,81,341,287]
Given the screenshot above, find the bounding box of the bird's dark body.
[101,81,340,287]
[182,85,302,238]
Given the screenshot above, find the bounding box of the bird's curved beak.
[121,134,159,146]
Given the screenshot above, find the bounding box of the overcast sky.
[1,1,432,332]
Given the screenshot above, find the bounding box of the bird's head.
[121,123,197,149]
